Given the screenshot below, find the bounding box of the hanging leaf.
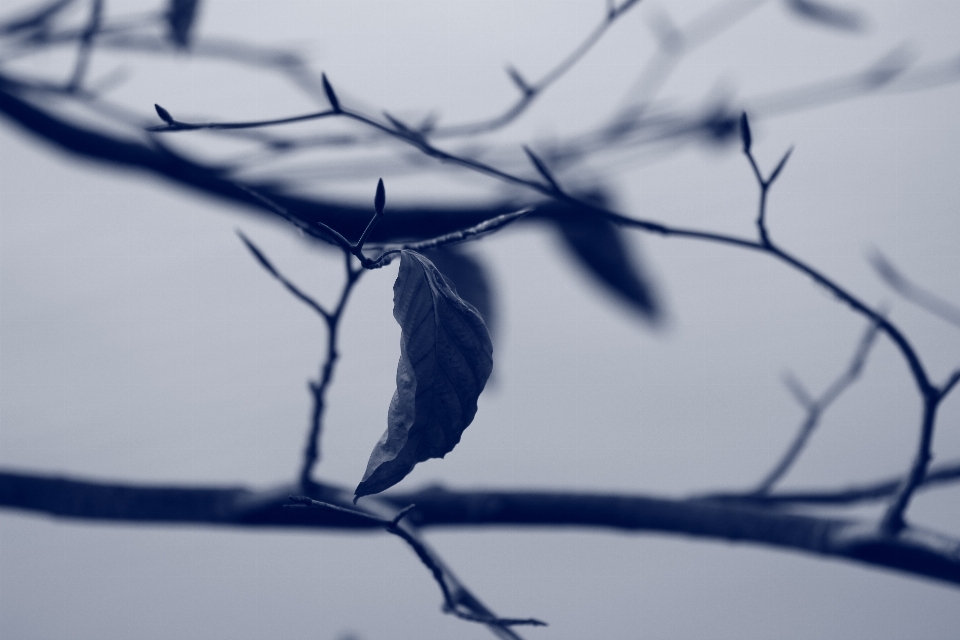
[355,251,493,499]
[421,246,498,342]
[165,0,202,48]
[548,203,661,322]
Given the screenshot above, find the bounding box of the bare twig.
[286,496,546,634]
[367,207,533,268]
[235,230,364,487]
[706,458,960,505]
[236,231,330,321]
[65,0,102,93]
[300,251,363,488]
[754,320,883,494]
[430,0,643,138]
[869,250,960,329]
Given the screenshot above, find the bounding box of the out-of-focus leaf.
[784,0,864,32]
[548,202,661,322]
[422,245,497,341]
[355,251,493,499]
[165,0,201,48]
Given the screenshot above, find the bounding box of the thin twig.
[367,207,533,268]
[705,458,960,505]
[65,0,101,93]
[286,496,547,633]
[236,231,330,321]
[234,230,363,487]
[402,0,644,138]
[300,252,363,487]
[734,118,952,534]
[754,319,882,494]
[869,250,960,329]
[139,0,641,139]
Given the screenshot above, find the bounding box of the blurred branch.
[753,319,882,494]
[2,469,959,586]
[708,458,960,505]
[869,250,960,329]
[65,0,101,92]
[431,0,643,137]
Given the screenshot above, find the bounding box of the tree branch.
[754,319,882,493]
[287,497,545,634]
[2,469,958,587]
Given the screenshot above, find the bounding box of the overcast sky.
[2,1,959,638]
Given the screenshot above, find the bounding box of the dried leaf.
[165,0,201,48]
[356,251,493,499]
[422,246,497,341]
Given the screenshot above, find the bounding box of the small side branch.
[870,250,960,329]
[706,458,960,506]
[286,496,546,636]
[235,231,363,488]
[65,0,102,93]
[300,252,362,488]
[754,319,882,493]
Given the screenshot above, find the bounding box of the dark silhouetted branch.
[287,497,545,635]
[2,469,959,587]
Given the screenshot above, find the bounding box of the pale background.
[1,1,959,638]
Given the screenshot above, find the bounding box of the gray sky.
[2,1,959,638]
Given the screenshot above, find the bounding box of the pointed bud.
[321,73,340,112]
[374,178,385,216]
[155,103,174,124]
[739,112,751,154]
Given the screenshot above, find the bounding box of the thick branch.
[2,469,958,587]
